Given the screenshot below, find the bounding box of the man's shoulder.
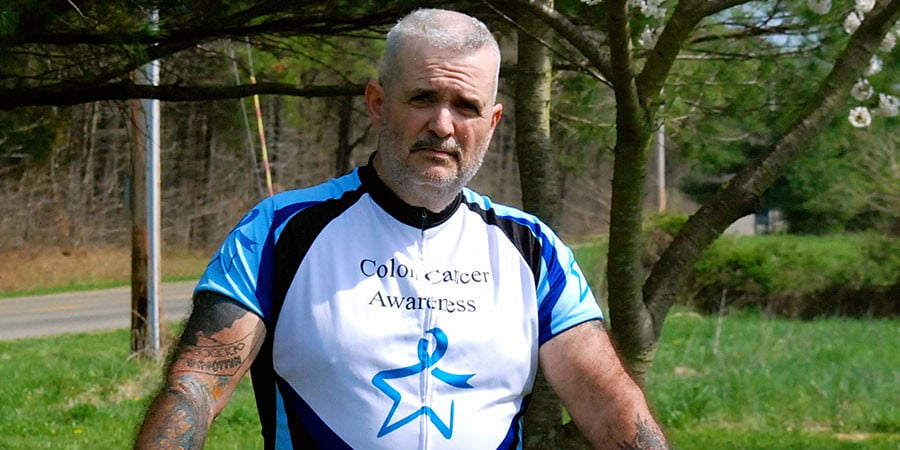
[265,169,365,210]
[461,188,546,228]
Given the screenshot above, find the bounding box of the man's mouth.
[410,134,461,159]
[412,146,459,158]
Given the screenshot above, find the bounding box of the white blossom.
[874,94,900,117]
[851,79,874,101]
[848,106,872,128]
[581,0,602,5]
[807,0,831,15]
[881,32,896,53]
[641,0,667,20]
[855,0,875,14]
[864,56,883,77]
[638,26,662,48]
[844,12,862,34]
[627,0,644,9]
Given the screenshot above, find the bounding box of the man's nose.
[428,105,454,138]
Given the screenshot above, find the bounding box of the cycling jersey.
[196,157,603,449]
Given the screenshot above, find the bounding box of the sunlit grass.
[2,311,896,448]
[0,327,260,448]
[649,309,899,449]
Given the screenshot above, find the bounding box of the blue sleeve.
[194,199,276,319]
[535,228,603,346]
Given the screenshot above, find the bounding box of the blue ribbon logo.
[371,328,475,439]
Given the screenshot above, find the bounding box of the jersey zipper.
[418,208,433,450]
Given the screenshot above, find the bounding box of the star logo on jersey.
[371,328,475,439]
[208,208,260,273]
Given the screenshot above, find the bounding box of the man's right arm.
[135,290,266,449]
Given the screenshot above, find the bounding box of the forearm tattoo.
[139,292,262,449]
[616,415,669,450]
[147,376,225,448]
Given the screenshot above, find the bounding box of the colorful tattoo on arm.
[146,379,220,448]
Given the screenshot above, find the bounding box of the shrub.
[684,234,899,318]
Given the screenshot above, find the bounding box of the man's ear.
[490,103,503,129]
[365,80,385,129]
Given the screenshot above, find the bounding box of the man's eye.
[457,102,480,116]
[409,94,432,105]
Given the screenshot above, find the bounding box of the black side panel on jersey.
[252,187,366,449]
[461,200,543,287]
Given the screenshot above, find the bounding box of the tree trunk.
[515,0,561,225]
[603,0,658,380]
[335,96,354,176]
[516,1,590,448]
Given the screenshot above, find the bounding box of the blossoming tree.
[496,0,899,382]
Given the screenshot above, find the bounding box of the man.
[136,8,668,449]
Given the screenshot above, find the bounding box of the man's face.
[366,39,503,199]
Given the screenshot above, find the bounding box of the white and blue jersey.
[196,159,603,449]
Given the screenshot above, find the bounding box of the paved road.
[0,281,197,341]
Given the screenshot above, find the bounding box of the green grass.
[1,311,896,448]
[648,309,899,449]
[0,328,261,449]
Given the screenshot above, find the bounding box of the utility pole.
[656,118,667,213]
[130,9,161,357]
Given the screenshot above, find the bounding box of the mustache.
[411,134,461,155]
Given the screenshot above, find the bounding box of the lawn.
[1,310,896,448]
[649,310,898,449]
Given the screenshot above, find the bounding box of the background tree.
[498,0,899,379]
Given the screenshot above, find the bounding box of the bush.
[684,234,899,318]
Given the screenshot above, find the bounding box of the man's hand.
[134,291,265,449]
[540,320,668,449]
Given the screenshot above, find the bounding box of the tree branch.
[636,0,755,104]
[1,2,414,48]
[491,0,613,81]
[606,0,645,134]
[1,1,422,102]
[0,81,366,110]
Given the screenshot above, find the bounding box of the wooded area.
[1,0,898,446]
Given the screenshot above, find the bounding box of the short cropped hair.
[378,9,501,103]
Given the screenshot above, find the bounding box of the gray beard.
[375,130,485,209]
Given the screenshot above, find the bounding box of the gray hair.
[378,9,501,102]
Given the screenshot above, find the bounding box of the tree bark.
[515,0,560,224]
[335,96,354,176]
[515,1,591,448]
[603,0,659,379]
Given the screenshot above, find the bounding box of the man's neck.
[371,154,461,213]
[382,178,459,213]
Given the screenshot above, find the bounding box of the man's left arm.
[539,320,669,449]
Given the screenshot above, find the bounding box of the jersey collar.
[359,153,462,230]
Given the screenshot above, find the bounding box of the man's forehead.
[399,38,497,67]
[398,42,497,82]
